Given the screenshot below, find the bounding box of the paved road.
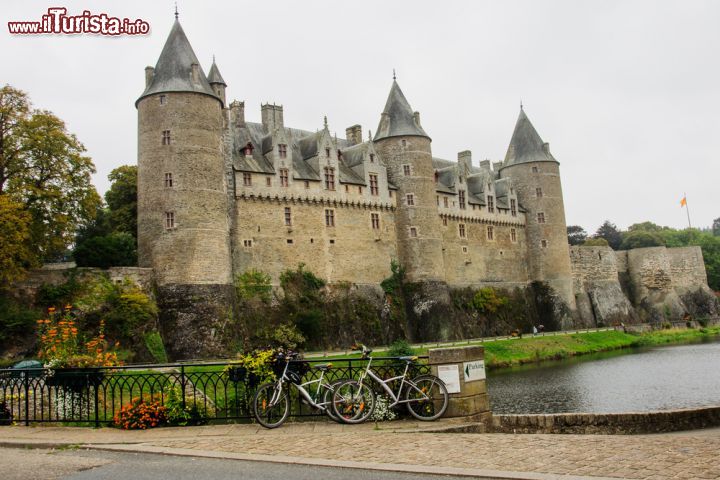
[2,448,491,480]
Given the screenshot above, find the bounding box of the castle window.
[510,199,517,217]
[325,147,331,157]
[280,168,289,187]
[511,228,517,242]
[325,209,335,227]
[266,177,272,186]
[369,174,379,195]
[487,226,494,241]
[324,167,335,190]
[161,130,171,145]
[409,227,418,237]
[159,95,166,105]
[436,195,439,206]
[459,223,466,238]
[164,173,173,187]
[537,212,546,224]
[278,144,288,158]
[536,187,543,198]
[370,154,375,163]
[284,207,292,226]
[244,142,254,156]
[541,239,548,248]
[459,190,466,210]
[487,195,495,213]
[442,217,447,226]
[243,239,253,247]
[358,186,363,194]
[532,166,539,173]
[287,239,294,244]
[462,246,468,254]
[403,164,411,176]
[329,239,335,244]
[243,172,252,186]
[443,197,449,208]
[304,180,310,189]
[165,211,175,229]
[345,184,349,193]
[389,190,393,198]
[406,193,415,206]
[402,139,407,147]
[371,213,380,230]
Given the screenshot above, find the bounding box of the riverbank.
[483,326,720,370]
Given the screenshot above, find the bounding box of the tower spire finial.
[174,2,179,19]
[393,69,396,81]
[520,99,523,110]
[213,54,216,63]
[323,115,328,129]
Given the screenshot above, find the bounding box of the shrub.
[104,283,158,339]
[471,288,508,314]
[73,232,137,268]
[0,295,40,344]
[260,324,306,351]
[230,349,276,384]
[164,387,206,426]
[113,397,167,430]
[387,339,415,358]
[143,331,168,364]
[235,269,273,303]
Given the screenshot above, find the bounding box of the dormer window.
[510,199,517,217]
[324,167,335,190]
[325,147,331,157]
[278,144,287,158]
[487,195,495,213]
[369,174,379,195]
[243,143,254,156]
[458,190,466,210]
[280,168,289,187]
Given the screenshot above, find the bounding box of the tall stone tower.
[499,108,576,322]
[136,18,233,358]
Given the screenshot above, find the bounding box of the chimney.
[458,150,472,173]
[542,142,550,154]
[261,103,284,133]
[191,63,200,84]
[492,161,504,171]
[230,100,245,127]
[479,160,491,170]
[413,111,421,127]
[345,124,363,145]
[144,66,154,88]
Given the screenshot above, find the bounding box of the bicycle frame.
[356,356,431,407]
[269,359,332,411]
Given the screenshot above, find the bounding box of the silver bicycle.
[332,344,449,423]
[252,351,346,429]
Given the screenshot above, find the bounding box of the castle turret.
[499,107,576,322]
[373,79,445,283]
[136,17,233,358]
[207,58,227,106]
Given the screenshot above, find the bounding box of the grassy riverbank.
[483,326,720,370]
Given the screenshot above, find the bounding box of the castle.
[136,18,717,356]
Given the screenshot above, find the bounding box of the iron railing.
[0,357,430,426]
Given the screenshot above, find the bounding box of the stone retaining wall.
[490,406,720,434]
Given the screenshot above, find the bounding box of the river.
[486,338,720,414]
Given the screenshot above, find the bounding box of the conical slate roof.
[374,80,429,141]
[503,108,557,165]
[207,60,226,85]
[136,19,219,106]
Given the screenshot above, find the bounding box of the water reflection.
[487,339,720,414]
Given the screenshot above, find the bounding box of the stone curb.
[82,442,618,480]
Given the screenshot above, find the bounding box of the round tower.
[499,108,576,319]
[372,79,445,283]
[136,18,233,357]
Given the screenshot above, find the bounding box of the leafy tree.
[583,237,609,247]
[713,217,720,237]
[594,220,623,250]
[566,225,588,246]
[73,232,137,268]
[0,85,101,262]
[0,195,34,286]
[627,221,668,233]
[105,165,137,239]
[620,230,666,250]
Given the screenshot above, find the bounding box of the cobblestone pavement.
[3,422,720,479]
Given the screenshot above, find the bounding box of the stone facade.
[132,19,716,355]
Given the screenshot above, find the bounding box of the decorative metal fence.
[0,357,429,426]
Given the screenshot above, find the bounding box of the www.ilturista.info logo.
[8,7,150,35]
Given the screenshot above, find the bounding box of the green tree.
[594,220,623,250]
[627,221,668,233]
[583,237,609,247]
[73,232,137,268]
[713,217,720,237]
[566,225,588,246]
[620,230,666,250]
[0,194,34,286]
[0,85,101,262]
[105,165,137,239]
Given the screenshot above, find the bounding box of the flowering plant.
[37,305,122,368]
[113,397,167,430]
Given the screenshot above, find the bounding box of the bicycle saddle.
[313,363,332,371]
[399,356,418,362]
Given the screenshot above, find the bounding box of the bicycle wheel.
[322,380,345,423]
[405,375,449,421]
[253,382,290,429]
[332,379,375,424]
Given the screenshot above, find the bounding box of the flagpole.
[684,192,692,229]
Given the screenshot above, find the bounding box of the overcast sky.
[3,0,718,232]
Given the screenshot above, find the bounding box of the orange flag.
[680,196,687,207]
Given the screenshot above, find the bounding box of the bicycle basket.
[271,357,287,378]
[286,360,309,384]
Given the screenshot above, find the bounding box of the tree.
[567,225,588,246]
[620,230,666,250]
[0,194,34,286]
[627,221,668,233]
[583,237,609,247]
[73,232,137,268]
[594,221,623,250]
[713,217,720,237]
[105,165,137,239]
[0,85,101,262]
